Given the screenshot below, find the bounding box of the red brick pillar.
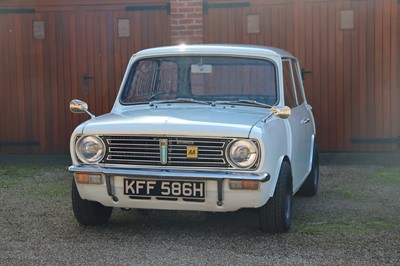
[170,0,204,44]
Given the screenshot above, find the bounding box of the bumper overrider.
[69,165,271,212]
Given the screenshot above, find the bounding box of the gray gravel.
[0,159,399,265]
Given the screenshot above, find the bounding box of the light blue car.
[69,44,318,233]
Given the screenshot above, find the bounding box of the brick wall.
[170,0,204,44]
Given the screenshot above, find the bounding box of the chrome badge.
[159,139,168,165]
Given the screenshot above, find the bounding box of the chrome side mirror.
[271,106,291,119]
[70,99,95,119]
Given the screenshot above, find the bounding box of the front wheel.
[72,179,112,225]
[259,161,293,233]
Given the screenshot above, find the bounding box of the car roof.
[134,44,296,59]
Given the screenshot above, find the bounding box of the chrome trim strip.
[69,165,270,182]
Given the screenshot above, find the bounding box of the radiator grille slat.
[102,136,232,168]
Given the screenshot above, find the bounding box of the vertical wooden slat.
[49,13,58,151]
[140,10,149,49]
[62,13,72,145]
[261,6,271,46]
[374,0,383,151]
[113,11,122,90]
[327,1,337,151]
[350,1,360,151]
[382,0,392,150]
[293,0,299,57]
[279,5,287,50]
[335,0,344,150]
[320,2,329,151]
[304,3,313,112]
[56,13,66,151]
[0,16,5,146]
[106,11,116,105]
[93,13,103,116]
[120,12,128,71]
[366,0,375,151]
[154,10,162,46]
[312,3,321,148]
[35,13,46,152]
[234,8,243,44]
[148,11,156,47]
[358,0,367,148]
[99,12,108,112]
[298,0,305,65]
[220,7,228,43]
[15,14,26,149]
[271,5,279,47]
[69,12,79,132]
[29,13,40,152]
[228,8,235,44]
[391,0,399,148]
[2,15,12,148]
[343,0,352,151]
[76,11,86,103]
[21,15,32,150]
[287,5,294,54]
[8,15,20,150]
[85,12,95,116]
[42,13,53,151]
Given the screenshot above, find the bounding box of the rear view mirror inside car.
[191,64,212,73]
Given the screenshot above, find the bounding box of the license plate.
[123,179,205,199]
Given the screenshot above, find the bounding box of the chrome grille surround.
[102,136,235,169]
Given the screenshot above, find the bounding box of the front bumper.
[69,165,271,211]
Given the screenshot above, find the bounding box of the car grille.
[102,136,233,168]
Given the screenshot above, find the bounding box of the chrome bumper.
[69,165,270,182]
[69,165,270,206]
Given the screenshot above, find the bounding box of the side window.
[282,60,297,108]
[291,59,305,105]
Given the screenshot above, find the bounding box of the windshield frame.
[119,55,280,107]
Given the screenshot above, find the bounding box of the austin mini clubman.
[69,44,319,233]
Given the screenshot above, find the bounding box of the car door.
[282,59,313,190]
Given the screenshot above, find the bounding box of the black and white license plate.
[123,179,205,199]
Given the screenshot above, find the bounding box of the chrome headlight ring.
[75,135,106,164]
[227,139,259,169]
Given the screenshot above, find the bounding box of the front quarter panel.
[250,117,290,201]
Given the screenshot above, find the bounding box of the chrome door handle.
[301,118,310,124]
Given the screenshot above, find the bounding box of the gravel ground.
[0,157,399,265]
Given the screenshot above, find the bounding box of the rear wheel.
[72,179,112,225]
[297,144,319,197]
[259,161,293,233]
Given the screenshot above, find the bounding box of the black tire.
[72,179,112,225]
[297,144,319,197]
[259,161,293,233]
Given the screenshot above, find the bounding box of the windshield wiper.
[150,98,211,106]
[213,99,273,108]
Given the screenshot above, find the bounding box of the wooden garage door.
[204,0,400,152]
[204,0,295,53]
[0,3,170,153]
[299,0,399,152]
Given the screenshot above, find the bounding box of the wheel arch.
[265,155,293,198]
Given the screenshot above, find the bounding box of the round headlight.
[76,136,105,164]
[227,139,258,169]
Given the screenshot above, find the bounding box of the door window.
[282,60,297,107]
[291,59,305,105]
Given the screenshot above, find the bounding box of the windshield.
[120,56,277,105]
